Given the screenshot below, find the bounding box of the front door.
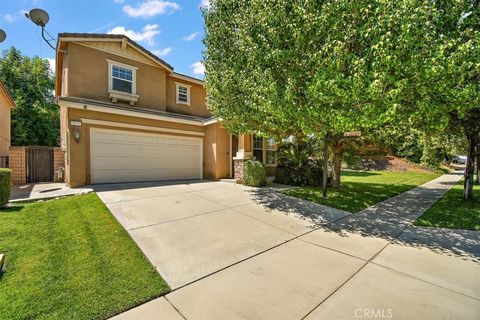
[231,135,239,178]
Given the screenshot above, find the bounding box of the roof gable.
[58,33,173,72]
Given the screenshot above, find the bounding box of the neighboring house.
[0,81,15,167]
[55,33,277,187]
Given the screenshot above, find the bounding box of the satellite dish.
[0,29,6,43]
[27,8,49,27]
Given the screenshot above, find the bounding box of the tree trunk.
[464,137,476,199]
[476,146,480,184]
[331,151,343,188]
[322,137,329,197]
[329,137,347,189]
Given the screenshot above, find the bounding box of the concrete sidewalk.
[9,183,93,203]
[109,171,479,320]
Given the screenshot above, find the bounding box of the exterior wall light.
[72,126,81,143]
[70,120,82,143]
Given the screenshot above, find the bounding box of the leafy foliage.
[0,47,59,146]
[243,160,267,187]
[204,0,478,192]
[276,141,326,186]
[203,1,388,139]
[0,169,11,206]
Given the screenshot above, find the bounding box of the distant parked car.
[452,155,467,164]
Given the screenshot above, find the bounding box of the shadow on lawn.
[341,171,382,177]
[0,205,24,213]
[286,181,422,213]
[248,171,480,263]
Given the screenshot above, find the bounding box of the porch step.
[219,179,237,184]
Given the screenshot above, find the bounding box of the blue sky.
[0,0,208,78]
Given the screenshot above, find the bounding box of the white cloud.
[114,0,124,3]
[108,24,161,46]
[152,47,172,57]
[123,1,180,18]
[4,14,18,23]
[199,0,211,9]
[190,61,205,76]
[46,58,55,73]
[183,32,199,42]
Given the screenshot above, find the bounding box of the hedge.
[0,168,11,206]
[243,160,267,187]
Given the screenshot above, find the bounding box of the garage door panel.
[90,128,202,184]
[92,168,201,183]
[91,148,200,160]
[92,158,200,170]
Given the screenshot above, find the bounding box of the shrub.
[0,169,11,207]
[275,141,327,186]
[243,160,267,187]
[274,167,289,185]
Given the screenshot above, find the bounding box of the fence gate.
[26,146,54,183]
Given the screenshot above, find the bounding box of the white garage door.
[90,128,203,184]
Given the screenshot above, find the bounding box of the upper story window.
[107,59,139,105]
[112,65,133,94]
[176,82,191,106]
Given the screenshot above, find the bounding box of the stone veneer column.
[233,134,252,182]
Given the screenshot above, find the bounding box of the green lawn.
[0,193,169,320]
[415,180,480,231]
[285,170,440,213]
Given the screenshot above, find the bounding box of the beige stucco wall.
[60,42,210,119]
[56,38,231,186]
[203,123,231,180]
[215,125,230,178]
[165,77,209,118]
[62,105,271,186]
[64,106,215,187]
[66,42,168,111]
[203,124,217,180]
[0,92,11,156]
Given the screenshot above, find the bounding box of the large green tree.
[378,0,479,198]
[204,0,390,187]
[204,0,479,193]
[0,47,59,147]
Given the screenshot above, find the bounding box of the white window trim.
[175,82,191,106]
[107,59,139,105]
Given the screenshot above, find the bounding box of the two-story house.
[0,81,15,167]
[55,33,277,187]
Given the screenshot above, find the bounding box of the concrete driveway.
[94,175,480,320]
